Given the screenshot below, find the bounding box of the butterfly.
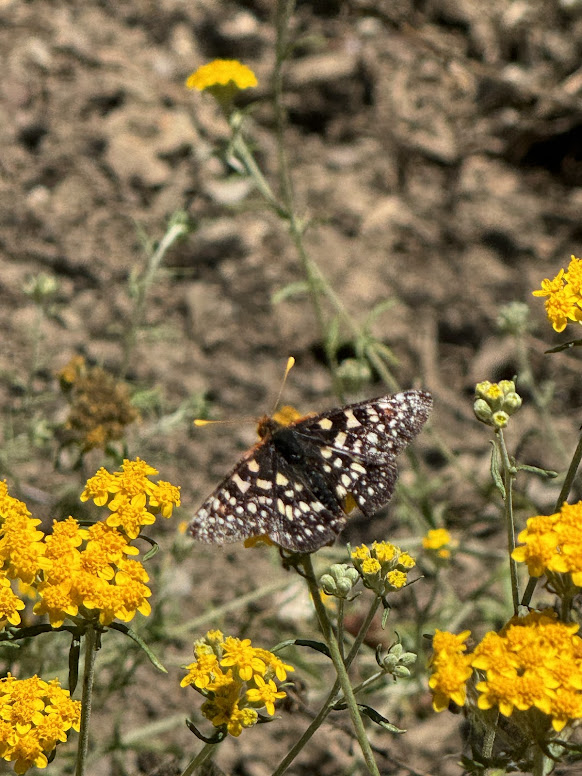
[189,390,432,553]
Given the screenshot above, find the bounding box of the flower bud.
[473,398,493,424]
[492,411,509,429]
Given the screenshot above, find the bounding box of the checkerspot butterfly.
[190,390,432,553]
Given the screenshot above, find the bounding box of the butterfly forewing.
[190,389,432,553]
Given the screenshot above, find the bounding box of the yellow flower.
[422,528,456,559]
[220,637,266,681]
[245,675,286,716]
[564,255,582,295]
[34,581,79,627]
[361,557,381,575]
[80,468,117,507]
[0,583,26,627]
[544,284,582,332]
[351,544,371,561]
[148,480,181,518]
[385,569,408,589]
[429,655,472,712]
[532,268,565,297]
[186,59,257,92]
[180,653,221,690]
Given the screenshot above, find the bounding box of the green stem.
[554,430,582,511]
[75,625,98,776]
[121,218,188,377]
[272,595,381,776]
[180,743,219,776]
[496,429,520,613]
[301,556,380,776]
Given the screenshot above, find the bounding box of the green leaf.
[362,299,397,335]
[490,441,505,498]
[516,463,558,479]
[333,703,405,733]
[545,338,582,354]
[291,639,332,659]
[68,635,81,695]
[271,281,310,305]
[109,623,167,672]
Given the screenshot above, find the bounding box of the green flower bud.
[320,564,359,598]
[392,665,411,678]
[498,380,516,396]
[474,398,493,424]
[503,391,522,412]
[320,574,338,596]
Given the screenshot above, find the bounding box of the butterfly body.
[190,390,432,553]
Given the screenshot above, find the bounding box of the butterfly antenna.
[270,356,295,415]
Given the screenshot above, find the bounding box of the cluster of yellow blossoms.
[0,458,180,772]
[430,610,582,734]
[422,528,456,560]
[351,541,416,596]
[533,254,582,332]
[0,675,81,774]
[511,500,582,587]
[181,630,293,737]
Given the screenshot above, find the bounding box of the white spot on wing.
[232,473,251,493]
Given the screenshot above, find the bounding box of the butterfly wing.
[189,439,345,552]
[289,390,432,517]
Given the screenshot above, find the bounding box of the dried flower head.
[57,357,138,452]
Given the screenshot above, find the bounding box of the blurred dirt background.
[2,0,582,774]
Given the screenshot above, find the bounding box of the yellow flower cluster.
[512,501,582,586]
[185,59,257,92]
[0,674,81,774]
[430,611,582,734]
[0,459,180,630]
[181,631,293,737]
[351,542,415,596]
[81,458,180,539]
[33,518,149,628]
[533,255,582,332]
[422,528,456,560]
[0,483,45,628]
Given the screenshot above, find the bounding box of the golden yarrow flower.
[181,632,291,737]
[0,675,80,774]
[186,59,257,91]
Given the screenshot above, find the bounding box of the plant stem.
[496,429,520,613]
[554,430,582,510]
[272,595,381,776]
[75,625,98,776]
[180,743,219,776]
[121,217,188,377]
[300,556,381,776]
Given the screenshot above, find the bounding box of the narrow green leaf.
[545,338,582,354]
[516,464,558,479]
[271,281,310,305]
[490,441,505,498]
[109,623,167,672]
[68,635,81,695]
[333,702,405,733]
[292,639,332,658]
